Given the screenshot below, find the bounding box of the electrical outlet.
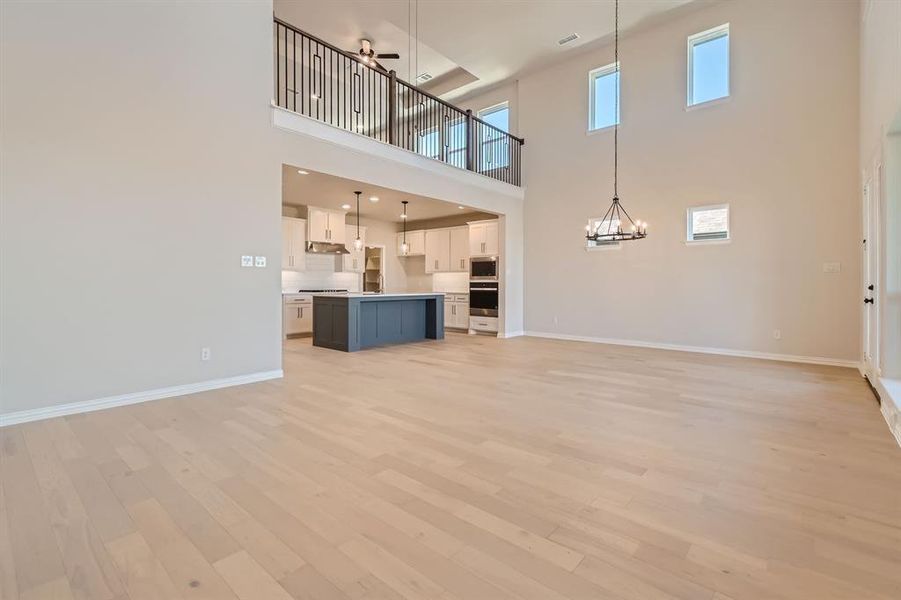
[553,316,559,326]
[822,262,841,274]
[241,256,253,267]
[201,347,211,361]
[772,329,782,340]
[254,256,266,267]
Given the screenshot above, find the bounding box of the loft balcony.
[274,18,525,187]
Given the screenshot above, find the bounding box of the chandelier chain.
[614,0,619,199]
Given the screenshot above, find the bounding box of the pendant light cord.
[614,0,619,200]
[356,192,361,239]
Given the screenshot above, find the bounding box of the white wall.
[1,1,283,416]
[468,0,861,361]
[0,0,525,420]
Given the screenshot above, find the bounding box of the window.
[688,24,729,106]
[586,217,622,250]
[589,62,620,131]
[687,204,730,242]
[416,117,467,168]
[478,102,509,170]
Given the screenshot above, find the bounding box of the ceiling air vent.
[416,72,433,82]
[557,33,580,46]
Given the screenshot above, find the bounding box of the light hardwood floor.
[1,334,899,600]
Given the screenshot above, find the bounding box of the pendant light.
[586,0,647,244]
[400,201,410,255]
[353,191,364,251]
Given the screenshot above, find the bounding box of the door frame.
[862,158,883,379]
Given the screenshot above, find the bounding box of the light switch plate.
[241,255,253,267]
[822,262,841,273]
[254,256,267,267]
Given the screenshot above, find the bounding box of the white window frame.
[687,23,730,108]
[686,203,731,244]
[588,62,620,132]
[477,101,510,171]
[586,216,622,251]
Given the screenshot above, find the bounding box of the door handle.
[864,298,874,304]
[868,284,874,291]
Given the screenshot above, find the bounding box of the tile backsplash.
[282,253,361,292]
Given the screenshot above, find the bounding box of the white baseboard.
[0,370,284,428]
[873,377,901,448]
[523,331,860,369]
[499,330,524,339]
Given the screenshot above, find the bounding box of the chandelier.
[586,0,648,244]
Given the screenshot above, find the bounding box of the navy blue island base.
[312,293,445,352]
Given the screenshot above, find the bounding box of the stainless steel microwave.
[470,256,498,280]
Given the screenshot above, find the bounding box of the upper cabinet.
[396,230,425,256]
[449,226,469,272]
[469,220,499,256]
[307,207,346,244]
[281,217,306,271]
[343,224,366,273]
[425,226,469,273]
[425,229,451,273]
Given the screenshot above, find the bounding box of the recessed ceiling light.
[341,204,351,210]
[369,196,379,203]
[297,169,309,175]
[400,214,407,219]
[458,206,465,210]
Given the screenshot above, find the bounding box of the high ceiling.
[274,0,701,100]
[281,164,494,223]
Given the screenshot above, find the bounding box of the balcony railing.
[274,17,524,186]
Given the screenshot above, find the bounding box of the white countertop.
[312,292,445,298]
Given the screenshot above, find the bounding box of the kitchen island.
[312,293,445,352]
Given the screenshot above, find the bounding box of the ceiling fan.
[348,39,400,73]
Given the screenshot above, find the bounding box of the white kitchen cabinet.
[444,298,455,328]
[469,315,498,333]
[445,293,469,329]
[308,207,345,244]
[283,295,312,337]
[396,230,425,256]
[424,229,451,273]
[343,224,366,273]
[281,217,306,271]
[469,220,499,257]
[449,226,469,272]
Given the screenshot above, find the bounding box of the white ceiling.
[281,164,493,223]
[274,0,700,100]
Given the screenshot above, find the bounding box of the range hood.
[307,241,350,255]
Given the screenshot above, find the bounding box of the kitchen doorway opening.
[364,245,385,293]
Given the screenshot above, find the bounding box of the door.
[308,208,330,243]
[862,172,881,378]
[450,227,469,272]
